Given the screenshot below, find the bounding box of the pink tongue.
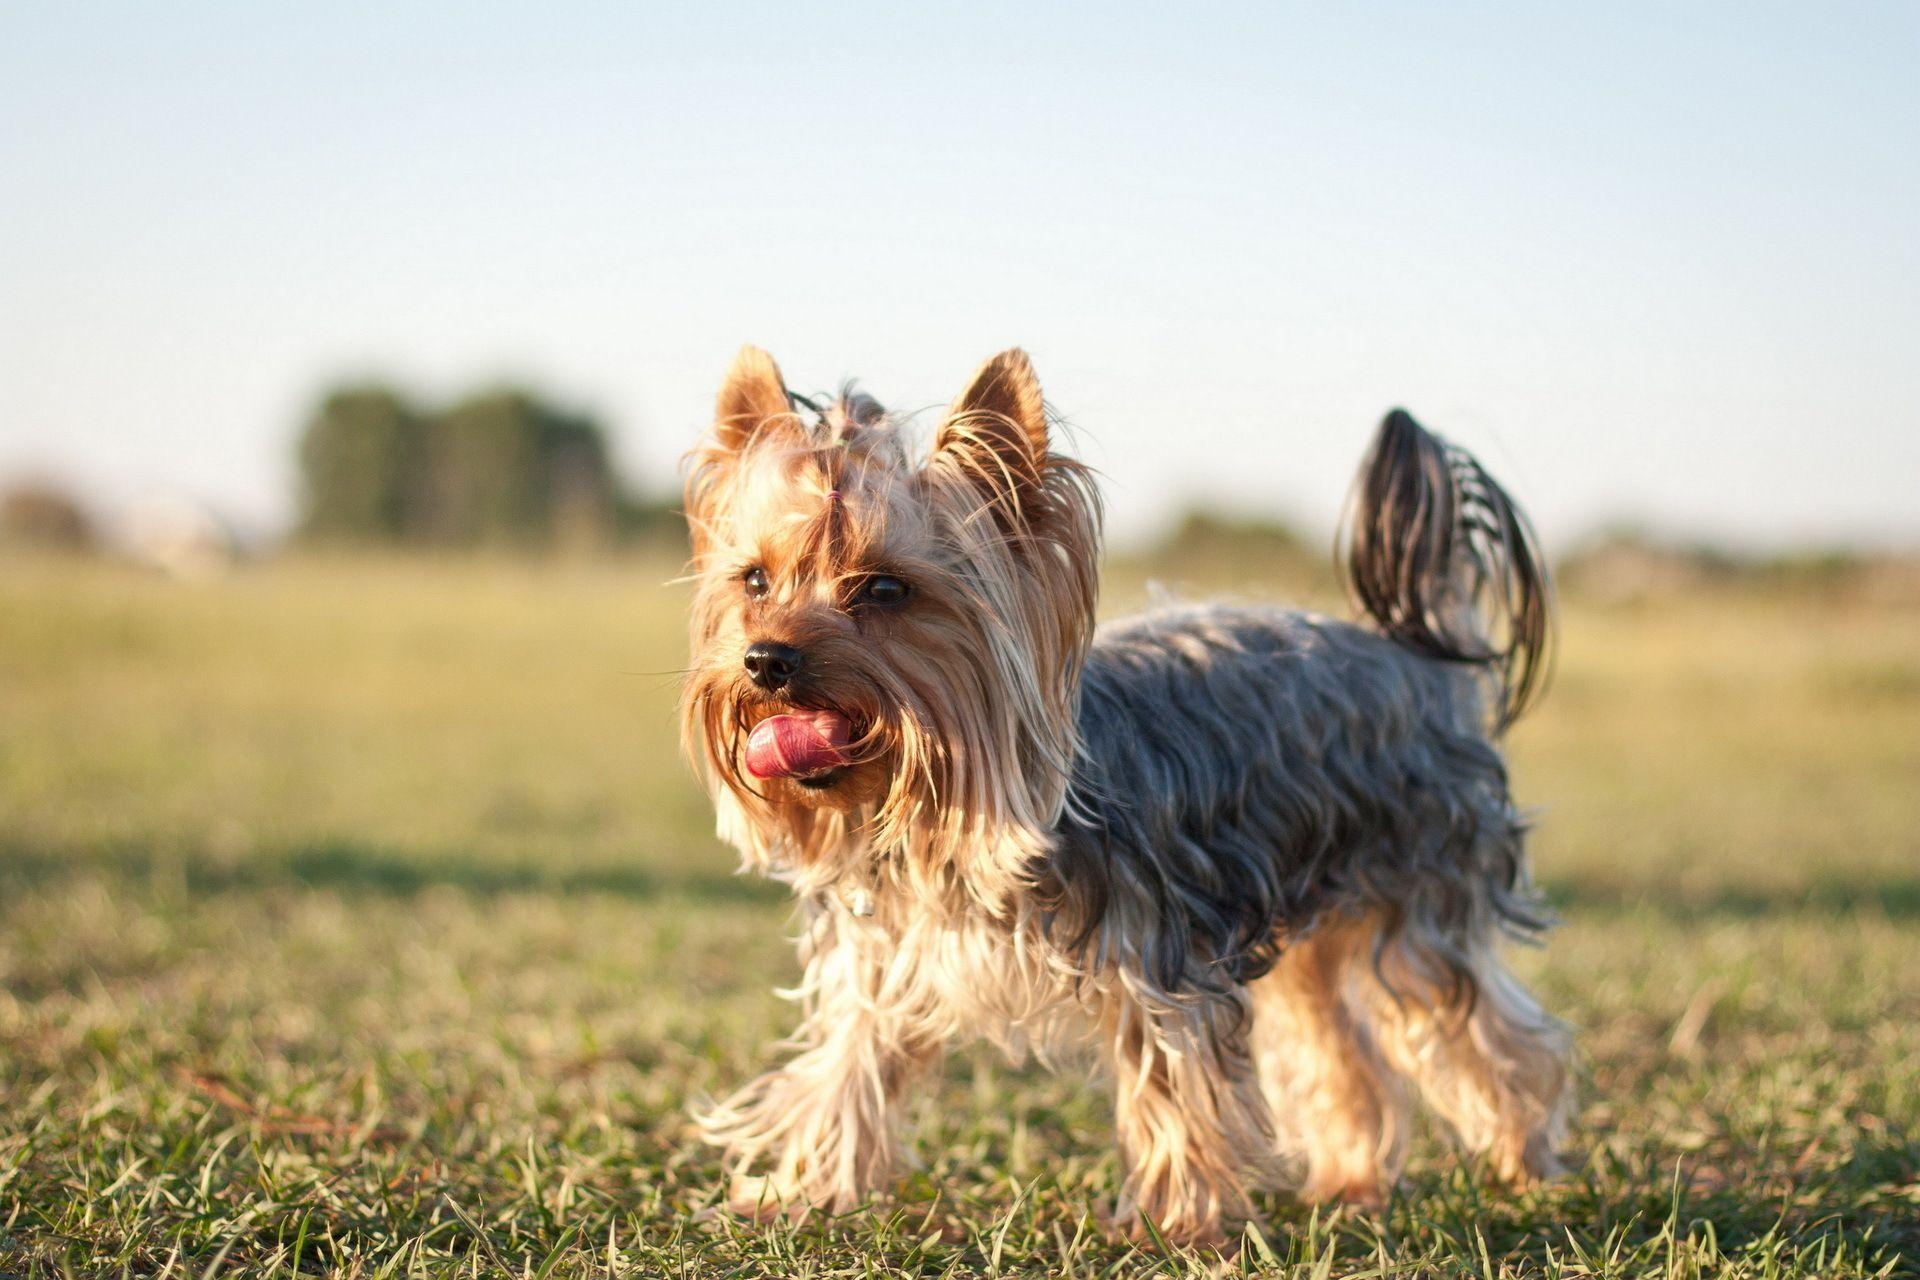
[745,711,853,779]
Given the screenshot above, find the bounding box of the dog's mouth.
[744,708,859,784]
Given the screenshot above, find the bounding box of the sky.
[2,2,1916,551]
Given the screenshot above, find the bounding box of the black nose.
[743,641,803,691]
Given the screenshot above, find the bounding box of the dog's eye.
[856,574,911,607]
[742,567,770,598]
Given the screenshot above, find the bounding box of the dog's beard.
[683,598,1082,893]
[685,642,965,851]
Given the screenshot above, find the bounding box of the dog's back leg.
[1351,908,1572,1189]
[1248,917,1409,1207]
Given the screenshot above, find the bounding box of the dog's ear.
[686,346,792,556]
[713,345,793,450]
[932,349,1050,525]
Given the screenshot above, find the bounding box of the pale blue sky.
[3,3,1915,549]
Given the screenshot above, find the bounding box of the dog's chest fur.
[797,877,1106,1069]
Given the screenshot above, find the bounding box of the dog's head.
[681,347,1101,870]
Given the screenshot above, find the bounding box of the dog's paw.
[723,1173,814,1224]
[1299,1170,1390,1211]
[1107,1202,1233,1254]
[1486,1133,1565,1192]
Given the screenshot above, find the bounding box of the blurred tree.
[414,390,613,550]
[296,386,423,543]
[0,480,95,551]
[296,385,621,550]
[614,491,689,551]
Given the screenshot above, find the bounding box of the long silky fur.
[1044,602,1553,1011]
[1341,408,1554,731]
[682,352,1571,1246]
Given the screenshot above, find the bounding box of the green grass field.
[2,552,1916,1278]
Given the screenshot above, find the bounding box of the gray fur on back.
[1044,601,1549,1000]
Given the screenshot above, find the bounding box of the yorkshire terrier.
[681,346,1572,1247]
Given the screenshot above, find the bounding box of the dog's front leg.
[1106,987,1272,1249]
[697,904,939,1221]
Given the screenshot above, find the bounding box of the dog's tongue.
[745,711,852,779]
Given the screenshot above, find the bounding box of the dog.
[680,346,1571,1247]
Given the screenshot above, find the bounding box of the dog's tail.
[1341,408,1554,733]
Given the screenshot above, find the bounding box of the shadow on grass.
[0,836,787,906]
[5,836,1917,920]
[1543,873,1920,920]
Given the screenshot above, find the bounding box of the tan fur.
[1249,913,1571,1205]
[1249,919,1407,1207]
[1354,920,1572,1187]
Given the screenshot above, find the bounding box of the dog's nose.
[743,641,804,691]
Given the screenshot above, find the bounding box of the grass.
[1,550,1916,1277]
